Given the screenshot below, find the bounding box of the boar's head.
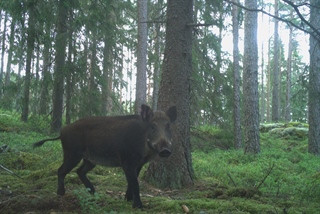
[141,104,177,158]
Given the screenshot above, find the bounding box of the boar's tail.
[33,136,61,148]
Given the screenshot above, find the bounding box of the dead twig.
[255,163,275,189]
[0,164,23,179]
[227,173,237,187]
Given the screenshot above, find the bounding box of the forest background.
[0,0,312,129]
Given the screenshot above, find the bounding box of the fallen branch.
[227,173,237,187]
[256,163,275,189]
[0,164,23,179]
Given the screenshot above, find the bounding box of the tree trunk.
[272,0,280,122]
[102,32,113,115]
[232,0,242,149]
[145,0,194,188]
[243,0,260,154]
[65,8,74,124]
[308,0,320,155]
[21,2,36,122]
[51,0,68,132]
[266,38,271,122]
[5,16,16,89]
[0,12,8,98]
[260,43,265,123]
[88,29,98,116]
[39,21,52,115]
[151,0,164,111]
[135,0,148,114]
[285,10,293,122]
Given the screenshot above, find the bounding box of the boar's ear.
[166,106,177,122]
[140,104,154,122]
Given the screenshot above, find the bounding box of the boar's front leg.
[123,164,142,208]
[125,165,143,202]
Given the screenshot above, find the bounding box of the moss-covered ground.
[1,112,320,213]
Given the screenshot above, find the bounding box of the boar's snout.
[159,148,171,157]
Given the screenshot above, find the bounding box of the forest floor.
[1,113,320,213]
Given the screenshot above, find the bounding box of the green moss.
[1,114,320,213]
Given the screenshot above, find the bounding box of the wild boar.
[33,104,177,208]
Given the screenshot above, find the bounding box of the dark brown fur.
[33,104,177,208]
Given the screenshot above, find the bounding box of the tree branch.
[224,0,320,44]
[255,163,275,189]
[0,164,22,179]
[282,0,320,40]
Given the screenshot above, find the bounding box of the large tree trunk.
[243,0,260,154]
[135,0,148,114]
[51,0,68,132]
[145,0,194,188]
[308,0,320,155]
[232,0,242,149]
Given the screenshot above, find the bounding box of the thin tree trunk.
[285,11,293,122]
[5,17,16,88]
[272,0,280,122]
[0,12,8,98]
[260,43,265,122]
[232,0,242,149]
[51,0,68,132]
[21,3,36,122]
[266,38,271,122]
[88,28,98,116]
[135,0,148,114]
[65,8,73,124]
[39,21,52,115]
[151,0,163,110]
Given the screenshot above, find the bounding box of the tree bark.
[21,2,36,122]
[285,24,293,122]
[151,0,164,111]
[308,0,320,155]
[272,0,280,122]
[5,16,16,89]
[135,0,148,114]
[0,12,8,98]
[51,0,68,132]
[65,8,74,124]
[145,0,194,188]
[232,0,242,149]
[39,21,52,115]
[243,0,260,154]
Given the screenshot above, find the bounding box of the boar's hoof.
[133,202,143,209]
[159,148,171,157]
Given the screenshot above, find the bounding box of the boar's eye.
[150,124,157,132]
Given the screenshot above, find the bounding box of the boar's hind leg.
[76,159,96,194]
[57,155,82,196]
